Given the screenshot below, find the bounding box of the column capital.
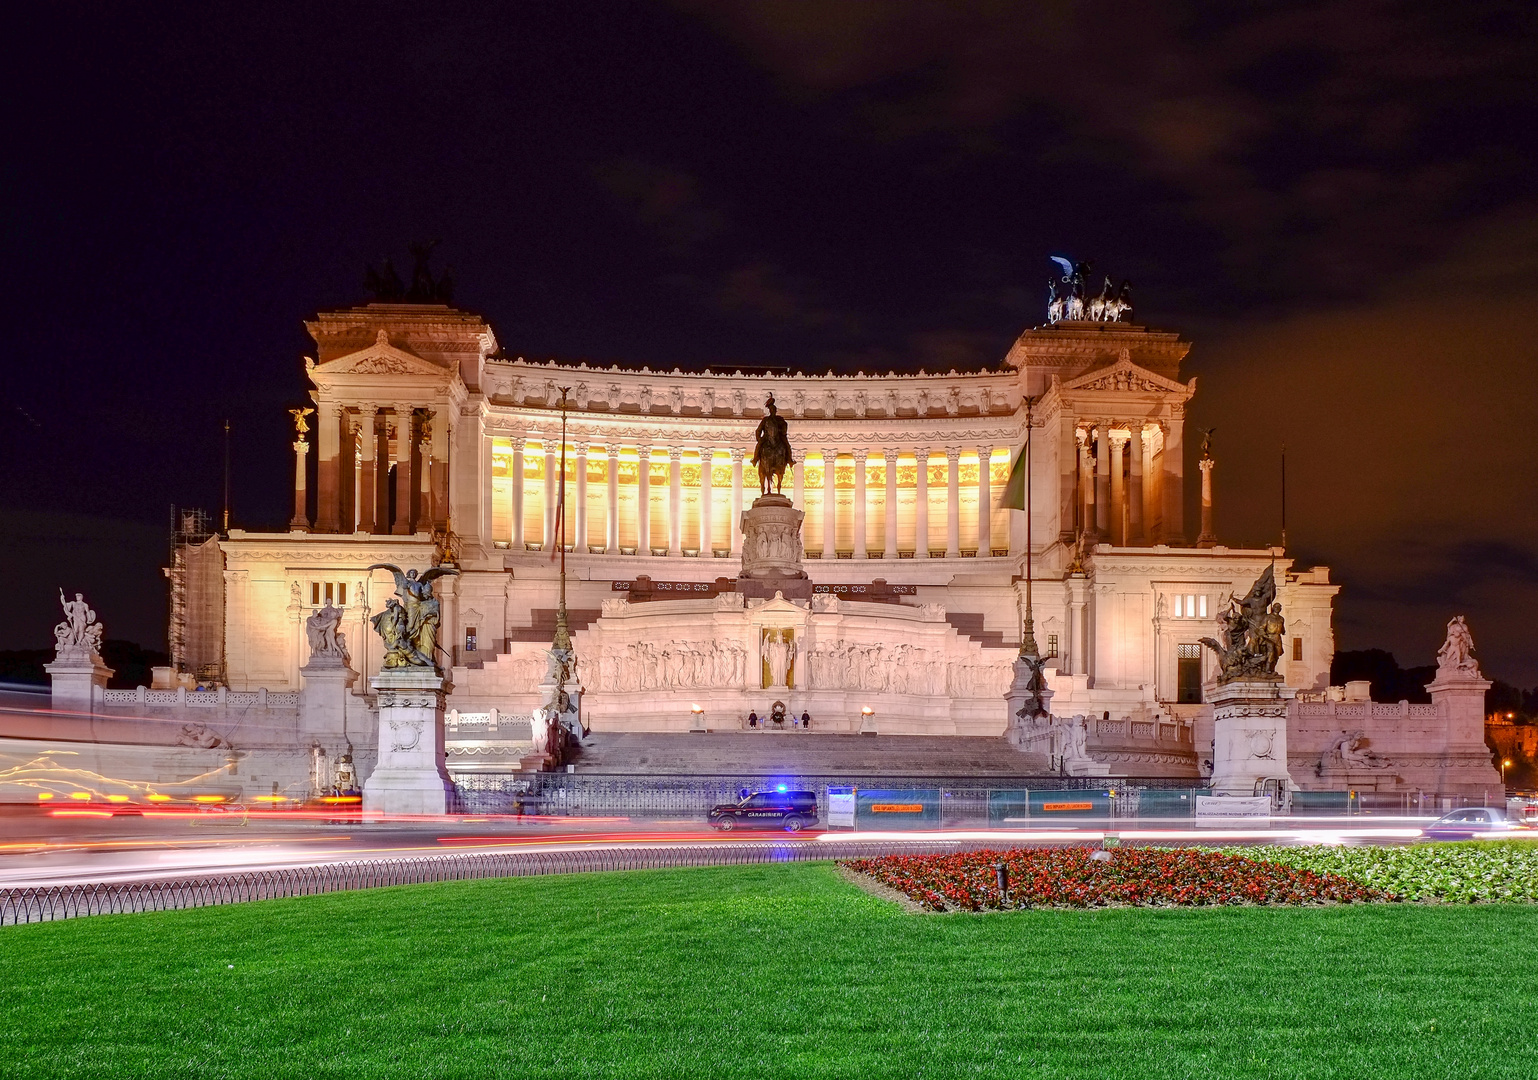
[1198,456,1215,473]
[1108,431,1130,449]
[822,447,840,460]
[573,441,590,456]
[293,439,310,456]
[1075,427,1089,447]
[728,446,745,463]
[884,446,902,460]
[638,445,654,460]
[851,448,869,463]
[605,444,619,459]
[667,446,683,463]
[944,446,963,464]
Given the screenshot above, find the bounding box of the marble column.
[357,408,376,535]
[914,446,930,557]
[883,447,899,558]
[791,448,804,510]
[1109,430,1128,547]
[637,447,652,554]
[700,448,714,555]
[605,446,619,554]
[822,448,838,557]
[1129,425,1145,545]
[574,443,589,551]
[392,407,413,535]
[977,445,993,556]
[290,436,310,531]
[729,448,744,556]
[339,414,357,534]
[667,446,683,556]
[316,405,341,533]
[1197,456,1216,547]
[1077,429,1093,538]
[1094,424,1110,539]
[542,442,558,550]
[511,440,525,549]
[417,426,432,534]
[1161,414,1186,543]
[945,447,961,558]
[852,449,868,558]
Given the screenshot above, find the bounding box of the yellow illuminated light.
[146,794,172,802]
[70,792,91,800]
[106,795,130,803]
[193,795,227,803]
[36,792,53,800]
[253,795,288,802]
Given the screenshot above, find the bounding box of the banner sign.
[1194,796,1271,822]
[827,786,856,829]
[855,788,940,829]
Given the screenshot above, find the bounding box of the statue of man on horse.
[752,394,794,496]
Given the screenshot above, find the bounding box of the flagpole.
[553,387,572,651]
[1021,396,1038,658]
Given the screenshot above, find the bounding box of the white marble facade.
[192,302,1340,743]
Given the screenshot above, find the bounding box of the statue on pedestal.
[367,563,459,669]
[1200,565,1285,681]
[54,590,105,660]
[1435,615,1480,678]
[752,395,794,496]
[304,600,349,666]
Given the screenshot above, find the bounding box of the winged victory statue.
[366,563,459,669]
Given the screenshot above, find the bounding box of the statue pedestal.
[1004,655,1055,746]
[362,669,454,819]
[738,494,812,601]
[1209,676,1294,797]
[1425,668,1502,797]
[299,660,358,742]
[46,653,114,713]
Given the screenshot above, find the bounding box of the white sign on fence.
[1194,796,1271,823]
[827,787,856,829]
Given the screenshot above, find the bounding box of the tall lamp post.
[1502,758,1513,789]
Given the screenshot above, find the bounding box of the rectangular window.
[1292,637,1303,662]
[1176,643,1202,704]
[311,582,320,605]
[1186,594,1196,618]
[1046,634,1059,658]
[1173,594,1183,618]
[465,627,478,653]
[337,583,347,606]
[1198,594,1207,618]
[324,582,334,605]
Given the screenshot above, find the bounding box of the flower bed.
[842,847,1389,911]
[1232,841,1538,904]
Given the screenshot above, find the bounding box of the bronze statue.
[367,563,460,669]
[1199,564,1285,681]
[752,394,794,496]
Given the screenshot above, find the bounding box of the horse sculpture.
[752,395,794,496]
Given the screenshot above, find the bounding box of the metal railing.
[0,840,999,926]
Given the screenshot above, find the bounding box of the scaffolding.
[165,506,226,686]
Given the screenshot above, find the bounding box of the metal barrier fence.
[454,772,1200,817]
[0,840,1002,927]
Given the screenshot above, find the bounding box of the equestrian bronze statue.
[752,394,794,496]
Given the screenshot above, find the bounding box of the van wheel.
[715,818,734,832]
[783,816,805,833]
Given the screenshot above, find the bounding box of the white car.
[1421,807,1530,841]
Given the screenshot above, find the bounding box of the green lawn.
[2,862,1536,1079]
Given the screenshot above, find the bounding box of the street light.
[1502,758,1513,788]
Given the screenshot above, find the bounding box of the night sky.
[7,2,1537,683]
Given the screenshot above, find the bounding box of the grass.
[2,861,1537,1079]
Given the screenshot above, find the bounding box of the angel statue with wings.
[366,563,459,669]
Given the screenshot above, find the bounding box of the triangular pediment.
[308,330,448,378]
[1061,352,1192,396]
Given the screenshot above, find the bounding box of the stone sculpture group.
[1046,258,1134,324]
[1199,565,1286,682]
[54,589,104,660]
[304,600,349,665]
[368,563,458,669]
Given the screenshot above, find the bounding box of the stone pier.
[362,669,455,817]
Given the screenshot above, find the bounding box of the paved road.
[0,804,1430,889]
